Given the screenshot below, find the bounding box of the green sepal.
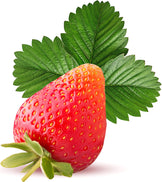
[52,161,73,177]
[1,133,73,181]
[1,152,38,168]
[1,142,32,152]
[40,156,54,179]
[24,133,43,157]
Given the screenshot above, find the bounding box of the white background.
[0,0,162,181]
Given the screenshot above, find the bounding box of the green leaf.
[13,1,127,98]
[1,152,38,168]
[13,36,78,98]
[52,161,73,177]
[61,1,128,66]
[40,157,54,179]
[12,1,161,124]
[1,142,32,153]
[102,54,161,123]
[24,133,43,157]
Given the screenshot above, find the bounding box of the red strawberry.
[13,64,106,173]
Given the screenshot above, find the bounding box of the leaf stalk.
[21,159,41,182]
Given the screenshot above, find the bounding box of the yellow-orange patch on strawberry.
[35,124,39,129]
[67,116,70,121]
[23,116,26,122]
[39,112,44,116]
[70,137,73,141]
[80,132,84,136]
[47,107,51,112]
[34,102,39,107]
[49,114,53,119]
[51,129,54,133]
[32,110,36,116]
[49,122,54,127]
[31,119,36,125]
[83,146,88,151]
[73,127,77,131]
[64,153,67,157]
[74,151,78,155]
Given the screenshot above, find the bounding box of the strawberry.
[2,64,106,180]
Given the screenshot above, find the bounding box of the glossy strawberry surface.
[13,64,106,172]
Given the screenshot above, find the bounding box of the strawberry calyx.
[1,133,73,181]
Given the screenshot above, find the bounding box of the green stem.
[21,158,41,182]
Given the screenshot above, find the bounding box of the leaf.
[24,133,43,157]
[12,1,161,124]
[1,152,38,168]
[13,1,127,98]
[1,142,32,152]
[102,54,161,123]
[52,161,73,177]
[61,1,128,66]
[40,157,54,179]
[13,36,78,98]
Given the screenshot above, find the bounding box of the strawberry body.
[13,64,106,172]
